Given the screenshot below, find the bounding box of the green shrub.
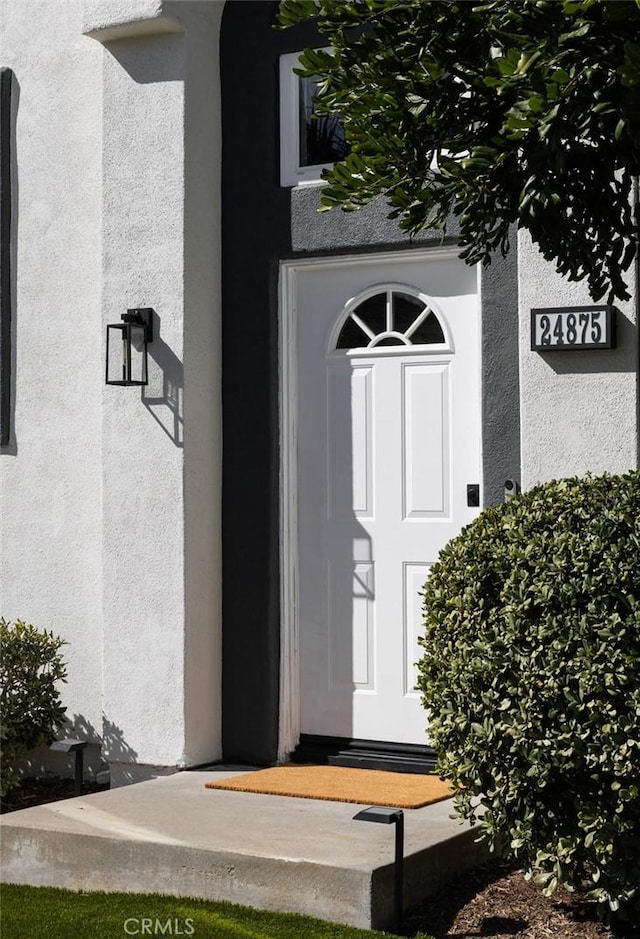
[0,619,68,797]
[417,470,640,924]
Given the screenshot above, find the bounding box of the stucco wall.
[0,1,104,762]
[1,0,223,783]
[93,0,223,781]
[518,230,639,487]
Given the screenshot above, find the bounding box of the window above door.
[279,51,348,187]
[332,287,450,353]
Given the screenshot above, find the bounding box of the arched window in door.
[335,289,446,350]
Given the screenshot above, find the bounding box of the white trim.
[277,245,466,760]
[278,263,300,760]
[327,282,454,354]
[286,244,463,272]
[370,331,410,346]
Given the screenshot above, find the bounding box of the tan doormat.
[204,764,453,809]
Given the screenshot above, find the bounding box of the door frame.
[277,245,475,760]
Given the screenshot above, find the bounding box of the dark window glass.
[336,317,369,349]
[335,290,445,349]
[393,292,425,334]
[354,293,386,335]
[299,76,349,167]
[410,311,445,345]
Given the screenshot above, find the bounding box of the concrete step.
[0,766,489,931]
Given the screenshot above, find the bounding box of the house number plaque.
[531,305,615,351]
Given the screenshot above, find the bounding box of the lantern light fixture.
[106,308,153,386]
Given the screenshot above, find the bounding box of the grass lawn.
[0,884,424,939]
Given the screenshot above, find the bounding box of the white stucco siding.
[1,0,224,781]
[0,2,104,741]
[519,230,639,487]
[98,6,223,773]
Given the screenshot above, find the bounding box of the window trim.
[327,284,453,356]
[279,50,337,188]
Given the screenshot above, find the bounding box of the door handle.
[466,484,480,507]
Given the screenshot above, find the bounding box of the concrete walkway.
[0,766,489,931]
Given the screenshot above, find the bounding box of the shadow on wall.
[101,30,185,85]
[73,713,138,766]
[142,309,184,447]
[11,713,138,783]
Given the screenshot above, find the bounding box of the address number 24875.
[531,306,614,350]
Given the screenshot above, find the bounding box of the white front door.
[286,249,481,746]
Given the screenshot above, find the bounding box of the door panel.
[403,561,431,695]
[328,364,374,519]
[402,362,450,518]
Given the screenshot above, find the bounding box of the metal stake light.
[50,738,88,796]
[353,805,405,933]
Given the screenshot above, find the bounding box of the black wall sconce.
[106,308,153,386]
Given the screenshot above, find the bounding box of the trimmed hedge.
[0,619,68,796]
[417,471,640,923]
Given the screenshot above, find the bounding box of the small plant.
[0,619,68,797]
[417,470,640,925]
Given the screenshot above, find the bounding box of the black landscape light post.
[50,738,88,796]
[353,806,405,933]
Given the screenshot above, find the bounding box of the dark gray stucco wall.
[221,0,520,765]
[292,185,460,252]
[480,239,521,505]
[221,1,322,765]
